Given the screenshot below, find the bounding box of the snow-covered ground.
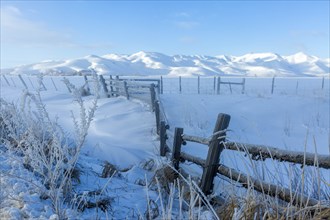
[1,75,329,219]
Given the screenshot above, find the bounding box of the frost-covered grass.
[0,78,98,219]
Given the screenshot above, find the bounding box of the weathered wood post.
[295,80,299,95]
[197,76,200,94]
[321,77,325,89]
[154,101,160,134]
[172,127,184,170]
[2,75,11,86]
[115,76,120,97]
[40,79,47,91]
[63,77,72,93]
[149,84,156,111]
[271,76,275,94]
[216,77,221,95]
[83,75,91,94]
[213,76,216,94]
[242,78,246,94]
[123,81,129,100]
[179,76,182,93]
[99,75,109,98]
[156,80,161,94]
[160,76,164,94]
[18,75,28,89]
[27,77,35,89]
[160,121,167,156]
[50,77,58,91]
[109,75,114,97]
[10,77,17,87]
[200,113,231,195]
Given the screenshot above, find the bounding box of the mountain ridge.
[1,51,329,77]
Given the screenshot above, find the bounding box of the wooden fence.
[2,74,327,97]
[106,76,330,207]
[155,113,330,207]
[96,75,161,109]
[159,76,246,94]
[2,74,329,207]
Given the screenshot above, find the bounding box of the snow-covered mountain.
[2,51,329,77]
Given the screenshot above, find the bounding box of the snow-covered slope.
[2,52,329,77]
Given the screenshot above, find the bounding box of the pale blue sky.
[1,1,329,68]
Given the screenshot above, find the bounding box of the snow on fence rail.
[154,113,330,207]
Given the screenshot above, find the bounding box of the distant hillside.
[2,51,329,77]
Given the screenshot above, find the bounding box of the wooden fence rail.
[217,164,319,207]
[157,112,329,206]
[224,142,330,169]
[169,133,330,169]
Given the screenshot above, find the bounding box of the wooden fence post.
[84,75,90,94]
[213,76,216,94]
[40,78,47,91]
[242,78,246,94]
[10,77,17,87]
[322,77,325,89]
[216,77,221,95]
[123,81,129,100]
[160,76,163,94]
[109,75,114,97]
[149,84,156,111]
[160,121,167,156]
[2,75,11,86]
[200,113,231,195]
[198,76,200,94]
[154,101,160,134]
[179,76,182,93]
[115,76,120,97]
[27,77,35,89]
[51,77,58,91]
[156,80,161,94]
[295,80,299,95]
[271,76,275,94]
[99,75,109,98]
[18,75,28,89]
[63,77,72,93]
[172,127,184,170]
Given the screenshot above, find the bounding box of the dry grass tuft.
[150,165,178,192]
[216,197,238,220]
[101,161,118,178]
[314,207,330,220]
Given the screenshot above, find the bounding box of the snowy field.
[1,75,329,219]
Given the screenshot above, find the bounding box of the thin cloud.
[0,6,112,50]
[1,6,73,47]
[290,30,328,38]
[175,12,190,18]
[175,21,199,30]
[179,36,196,44]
